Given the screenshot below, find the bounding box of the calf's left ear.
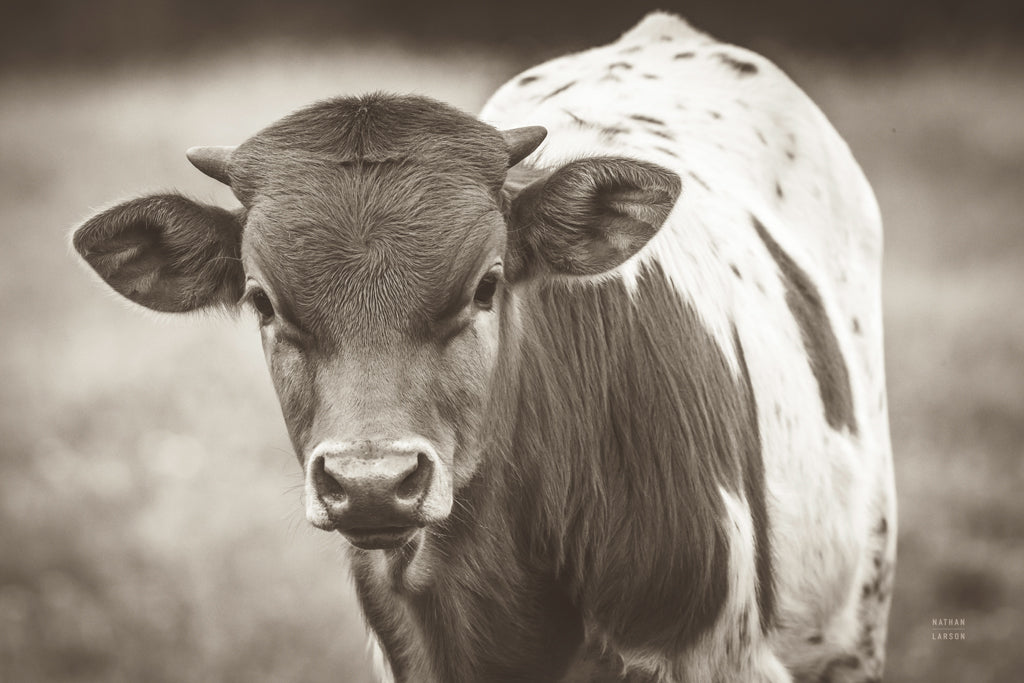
[505,156,681,280]
[73,193,244,312]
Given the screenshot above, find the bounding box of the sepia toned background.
[1,1,1022,681]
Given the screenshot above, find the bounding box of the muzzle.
[305,437,452,549]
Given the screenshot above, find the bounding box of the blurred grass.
[1,41,1022,682]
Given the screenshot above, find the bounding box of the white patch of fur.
[719,488,760,632]
[368,632,395,683]
[304,445,333,529]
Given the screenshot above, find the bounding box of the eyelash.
[473,272,499,309]
[244,287,275,323]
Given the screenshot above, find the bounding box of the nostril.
[314,456,345,500]
[396,452,432,501]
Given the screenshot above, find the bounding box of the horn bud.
[186,145,236,185]
[502,127,547,167]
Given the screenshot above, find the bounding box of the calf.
[73,12,895,683]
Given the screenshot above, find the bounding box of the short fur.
[72,11,894,683]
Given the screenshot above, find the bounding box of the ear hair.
[73,194,245,312]
[504,156,680,281]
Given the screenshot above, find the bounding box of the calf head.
[74,95,680,550]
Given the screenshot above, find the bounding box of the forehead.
[231,95,510,340]
[243,178,506,339]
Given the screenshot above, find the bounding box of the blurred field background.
[1,2,1022,681]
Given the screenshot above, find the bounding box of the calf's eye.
[251,288,275,322]
[473,273,498,309]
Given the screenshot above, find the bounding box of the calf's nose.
[306,439,435,531]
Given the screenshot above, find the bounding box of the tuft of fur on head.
[619,11,708,43]
[228,93,510,205]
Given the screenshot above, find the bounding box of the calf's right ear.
[73,194,244,313]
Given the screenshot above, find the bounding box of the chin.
[346,527,437,594]
[340,526,422,550]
